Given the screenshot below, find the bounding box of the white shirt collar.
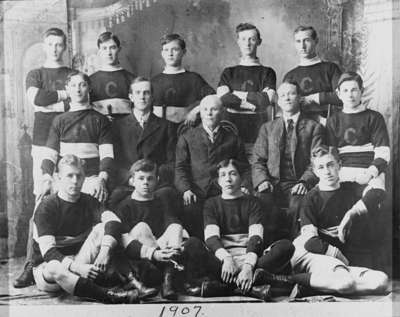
[163,66,186,74]
[282,111,300,127]
[69,102,91,112]
[202,123,220,142]
[299,56,322,66]
[43,61,65,68]
[239,57,261,66]
[98,64,123,72]
[342,104,367,114]
[133,109,151,125]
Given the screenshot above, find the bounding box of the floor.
[0,257,397,305]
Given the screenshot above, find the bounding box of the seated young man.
[290,146,388,297]
[327,72,389,249]
[103,159,186,300]
[183,159,295,301]
[151,33,215,125]
[111,76,177,193]
[40,70,113,203]
[32,154,138,304]
[217,23,276,159]
[252,81,325,239]
[175,95,250,239]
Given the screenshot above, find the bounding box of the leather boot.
[13,261,35,288]
[253,268,294,287]
[161,266,178,300]
[247,284,272,302]
[183,277,211,296]
[200,280,234,297]
[105,288,140,304]
[124,273,159,299]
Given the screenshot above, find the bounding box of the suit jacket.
[113,112,177,184]
[175,124,250,198]
[252,114,325,189]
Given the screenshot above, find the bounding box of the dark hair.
[216,159,245,177]
[129,159,157,177]
[129,76,152,94]
[279,80,301,95]
[65,70,91,86]
[311,145,340,166]
[43,27,67,46]
[337,71,364,90]
[294,26,318,40]
[97,31,121,48]
[160,34,186,50]
[58,154,85,174]
[236,23,261,41]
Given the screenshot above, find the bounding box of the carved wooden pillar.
[361,0,397,274]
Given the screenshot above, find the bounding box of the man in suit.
[252,81,325,240]
[175,95,250,239]
[110,77,177,208]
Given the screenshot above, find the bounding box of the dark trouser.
[182,199,205,241]
[257,182,304,241]
[183,237,294,281]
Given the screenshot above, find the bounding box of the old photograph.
[0,0,398,316]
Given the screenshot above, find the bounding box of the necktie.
[139,116,146,128]
[287,119,294,138]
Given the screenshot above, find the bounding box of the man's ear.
[257,38,262,46]
[315,37,319,45]
[128,176,134,187]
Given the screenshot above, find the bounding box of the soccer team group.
[13,22,391,303]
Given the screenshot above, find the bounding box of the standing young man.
[14,28,74,288]
[290,146,388,297]
[26,27,73,198]
[90,32,135,118]
[151,34,215,125]
[252,81,325,240]
[217,23,276,159]
[283,26,342,124]
[32,154,139,304]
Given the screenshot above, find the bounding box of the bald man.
[175,95,250,239]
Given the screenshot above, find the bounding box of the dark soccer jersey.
[219,65,276,96]
[32,193,101,265]
[89,69,135,115]
[218,65,276,143]
[326,109,390,173]
[26,67,73,146]
[300,184,370,250]
[283,61,342,115]
[41,109,113,176]
[203,195,262,235]
[151,71,215,109]
[111,197,181,238]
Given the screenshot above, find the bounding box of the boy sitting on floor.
[32,154,138,304]
[183,159,296,301]
[290,146,388,297]
[103,159,187,300]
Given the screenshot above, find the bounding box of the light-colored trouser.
[33,223,105,292]
[32,145,102,197]
[290,235,369,277]
[121,222,188,250]
[339,167,386,191]
[32,145,47,197]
